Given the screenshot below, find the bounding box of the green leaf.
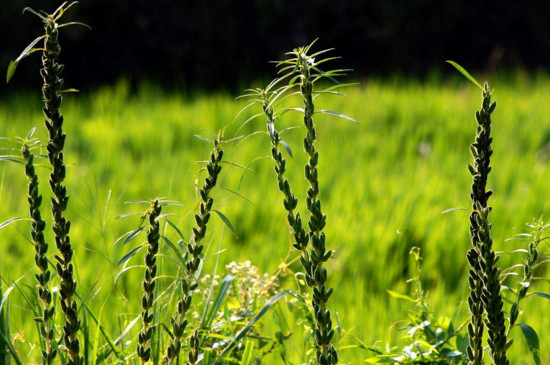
[115,212,143,220]
[530,292,550,300]
[441,207,468,214]
[279,141,293,158]
[57,22,91,30]
[22,7,47,20]
[166,219,185,241]
[440,348,462,357]
[239,340,254,365]
[122,226,146,245]
[212,209,238,238]
[316,109,358,124]
[221,187,254,205]
[161,236,186,266]
[60,88,80,93]
[26,127,36,139]
[202,275,235,330]
[116,245,144,266]
[114,265,141,286]
[0,218,25,230]
[517,324,540,365]
[446,61,483,90]
[194,134,213,143]
[386,290,415,303]
[6,61,17,83]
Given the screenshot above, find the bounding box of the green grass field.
[1,74,549,364]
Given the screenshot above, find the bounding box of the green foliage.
[502,218,550,365]
[365,247,467,364]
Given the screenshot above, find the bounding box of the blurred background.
[2,0,550,94]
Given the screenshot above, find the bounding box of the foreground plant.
[7,3,89,364]
[21,132,57,364]
[272,40,355,365]
[163,132,224,365]
[137,199,162,364]
[468,83,509,365]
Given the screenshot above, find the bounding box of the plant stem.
[163,133,223,365]
[41,14,82,365]
[22,143,57,364]
[138,199,161,364]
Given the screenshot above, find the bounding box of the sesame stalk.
[163,132,223,365]
[22,140,57,364]
[296,50,337,365]
[40,8,84,365]
[466,82,509,365]
[137,199,162,364]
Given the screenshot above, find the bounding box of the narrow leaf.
[202,275,235,330]
[446,61,483,90]
[279,141,293,158]
[386,290,415,303]
[6,61,17,83]
[116,245,144,266]
[123,226,146,245]
[0,218,25,230]
[212,210,238,238]
[316,110,358,124]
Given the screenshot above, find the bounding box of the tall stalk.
[466,82,509,365]
[22,140,57,364]
[138,199,162,364]
[41,10,82,365]
[163,132,224,365]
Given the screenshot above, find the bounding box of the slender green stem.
[138,199,162,364]
[163,133,223,365]
[22,143,57,364]
[41,14,82,365]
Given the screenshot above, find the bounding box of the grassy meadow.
[1,74,549,364]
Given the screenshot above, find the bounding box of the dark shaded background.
[2,0,550,94]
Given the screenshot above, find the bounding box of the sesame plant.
[235,41,356,364]
[273,41,356,365]
[446,62,510,365]
[6,3,90,364]
[163,131,224,364]
[500,218,550,365]
[21,130,57,364]
[137,199,162,363]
